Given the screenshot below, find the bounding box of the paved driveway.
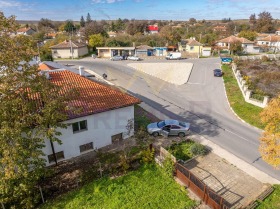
[183,152,269,208]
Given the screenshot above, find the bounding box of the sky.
[0,0,280,21]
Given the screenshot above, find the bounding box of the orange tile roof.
[38,63,57,71]
[259,35,280,42]
[50,40,87,49]
[217,35,253,44]
[49,70,141,119]
[17,27,34,33]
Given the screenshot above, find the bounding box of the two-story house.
[40,69,141,166]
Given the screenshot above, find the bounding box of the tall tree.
[229,41,243,54]
[64,19,75,33]
[0,12,77,208]
[249,13,257,30]
[88,33,104,50]
[84,21,105,39]
[80,15,85,27]
[259,95,280,169]
[256,11,274,33]
[238,30,258,41]
[86,12,92,24]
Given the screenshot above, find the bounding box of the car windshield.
[179,122,186,127]
[157,121,166,128]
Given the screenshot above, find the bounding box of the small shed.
[153,47,168,56]
[135,45,154,57]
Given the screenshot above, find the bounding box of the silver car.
[147,119,190,137]
[110,55,123,61]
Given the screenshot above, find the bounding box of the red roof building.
[48,70,141,119]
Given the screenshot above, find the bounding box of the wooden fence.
[175,162,230,209]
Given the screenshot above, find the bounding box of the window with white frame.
[72,120,87,133]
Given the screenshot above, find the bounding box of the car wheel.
[152,132,159,137]
[178,132,185,138]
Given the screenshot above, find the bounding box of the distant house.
[257,35,280,53]
[216,35,260,54]
[17,27,36,35]
[147,25,158,34]
[41,69,141,165]
[213,25,227,32]
[135,45,154,56]
[50,40,88,59]
[178,38,203,55]
[276,28,280,36]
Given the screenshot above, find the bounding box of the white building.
[50,40,88,59]
[41,70,140,166]
[216,35,260,54]
[257,35,280,53]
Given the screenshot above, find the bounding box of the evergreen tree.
[80,15,85,27]
[86,12,92,24]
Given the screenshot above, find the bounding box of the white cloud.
[0,0,21,7]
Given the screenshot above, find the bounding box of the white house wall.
[42,105,134,166]
[52,47,88,59]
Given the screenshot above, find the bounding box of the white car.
[127,56,141,61]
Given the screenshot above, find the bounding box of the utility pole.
[70,26,74,59]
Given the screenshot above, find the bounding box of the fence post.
[245,90,252,100]
[263,96,270,107]
[39,186,45,203]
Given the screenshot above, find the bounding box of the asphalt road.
[58,57,280,181]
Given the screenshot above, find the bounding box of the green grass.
[256,185,280,209]
[40,164,197,209]
[222,65,264,129]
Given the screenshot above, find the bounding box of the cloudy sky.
[0,0,279,21]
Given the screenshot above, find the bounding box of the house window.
[48,151,64,163]
[53,50,57,53]
[190,46,194,50]
[72,120,87,133]
[79,142,93,153]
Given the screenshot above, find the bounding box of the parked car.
[127,55,141,61]
[110,55,123,61]
[147,119,190,137]
[213,69,223,77]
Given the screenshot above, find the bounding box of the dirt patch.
[237,59,280,98]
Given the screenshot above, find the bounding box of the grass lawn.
[257,185,280,209]
[40,164,197,209]
[222,64,264,129]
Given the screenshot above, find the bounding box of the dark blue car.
[214,69,223,77]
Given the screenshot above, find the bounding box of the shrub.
[161,155,175,178]
[140,147,155,164]
[189,143,207,156]
[261,55,269,62]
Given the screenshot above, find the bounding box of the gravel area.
[127,62,193,85]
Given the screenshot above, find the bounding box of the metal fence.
[175,162,230,209]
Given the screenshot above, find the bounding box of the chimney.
[79,66,85,76]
